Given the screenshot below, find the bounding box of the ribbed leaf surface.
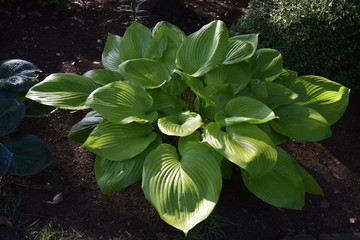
[68,111,103,144]
[158,112,202,136]
[251,48,283,81]
[223,34,258,65]
[101,34,122,71]
[0,99,25,137]
[83,69,124,86]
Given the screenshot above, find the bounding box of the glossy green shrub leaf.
[0,144,13,178]
[5,134,54,176]
[289,76,350,125]
[0,99,25,137]
[142,142,222,234]
[251,48,283,81]
[119,59,171,89]
[68,111,103,144]
[101,34,122,71]
[95,136,161,195]
[176,20,228,76]
[223,34,258,65]
[158,111,202,136]
[82,120,156,161]
[86,81,157,124]
[119,22,152,61]
[26,73,98,110]
[203,122,277,177]
[83,69,124,86]
[271,104,332,141]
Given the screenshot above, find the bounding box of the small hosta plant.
[26,21,349,234]
[0,59,55,179]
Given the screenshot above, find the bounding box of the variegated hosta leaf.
[250,48,283,81]
[83,69,124,86]
[82,120,157,161]
[203,122,277,177]
[220,96,276,126]
[176,20,228,77]
[242,147,322,210]
[289,75,350,125]
[119,22,152,61]
[158,111,203,136]
[142,142,222,234]
[270,104,332,142]
[86,81,157,124]
[95,136,162,195]
[26,73,98,110]
[119,59,171,89]
[205,62,251,93]
[101,34,122,71]
[223,34,258,65]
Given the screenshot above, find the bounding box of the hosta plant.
[0,59,55,179]
[26,20,349,234]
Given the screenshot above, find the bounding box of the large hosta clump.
[26,20,349,234]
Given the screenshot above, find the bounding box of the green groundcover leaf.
[251,48,283,81]
[289,75,350,125]
[203,122,277,177]
[101,34,122,71]
[0,99,25,137]
[142,142,222,234]
[26,73,98,110]
[82,120,157,161]
[86,81,157,124]
[68,111,103,144]
[158,111,203,136]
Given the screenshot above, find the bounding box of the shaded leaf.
[251,48,283,81]
[68,111,103,144]
[0,99,25,137]
[101,34,122,71]
[0,144,13,178]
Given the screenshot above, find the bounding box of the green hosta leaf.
[203,122,277,177]
[264,81,298,108]
[119,59,171,89]
[119,22,152,61]
[205,62,251,93]
[161,73,187,97]
[241,147,306,210]
[68,111,103,144]
[82,120,156,161]
[221,96,276,125]
[26,73,98,110]
[176,20,228,77]
[271,104,332,142]
[101,34,122,71]
[95,136,162,195]
[248,79,268,103]
[5,134,54,176]
[158,111,203,136]
[0,143,13,178]
[251,48,283,81]
[146,23,184,69]
[273,68,298,87]
[258,123,289,145]
[86,81,157,124]
[223,34,258,65]
[289,75,350,125]
[178,131,201,154]
[0,99,25,137]
[292,160,323,195]
[83,69,124,86]
[202,84,235,120]
[148,88,185,116]
[142,142,222,234]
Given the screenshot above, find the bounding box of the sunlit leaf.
[158,111,202,136]
[223,34,258,64]
[83,69,124,86]
[251,48,283,81]
[101,34,122,71]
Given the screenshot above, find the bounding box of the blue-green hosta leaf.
[289,76,350,125]
[221,96,276,126]
[101,34,122,71]
[26,73,98,110]
[158,111,203,136]
[145,24,184,69]
[203,122,277,177]
[0,144,13,178]
[68,111,103,144]
[264,81,298,108]
[270,104,332,142]
[273,68,298,87]
[223,34,258,65]
[83,69,124,86]
[152,21,186,41]
[95,136,162,195]
[82,120,156,161]
[205,62,251,93]
[0,99,25,137]
[142,142,222,234]
[86,81,157,124]
[258,123,289,145]
[250,48,283,81]
[119,22,152,61]
[23,99,55,118]
[0,88,18,99]
[119,59,171,89]
[5,134,54,176]
[241,147,305,210]
[176,20,228,77]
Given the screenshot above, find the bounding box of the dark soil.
[0,0,359,240]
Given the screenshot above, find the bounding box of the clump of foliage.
[26,21,349,234]
[231,0,360,91]
[0,59,55,179]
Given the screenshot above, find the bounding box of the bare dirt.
[0,0,359,239]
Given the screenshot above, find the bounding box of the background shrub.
[0,0,70,6]
[231,0,360,91]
